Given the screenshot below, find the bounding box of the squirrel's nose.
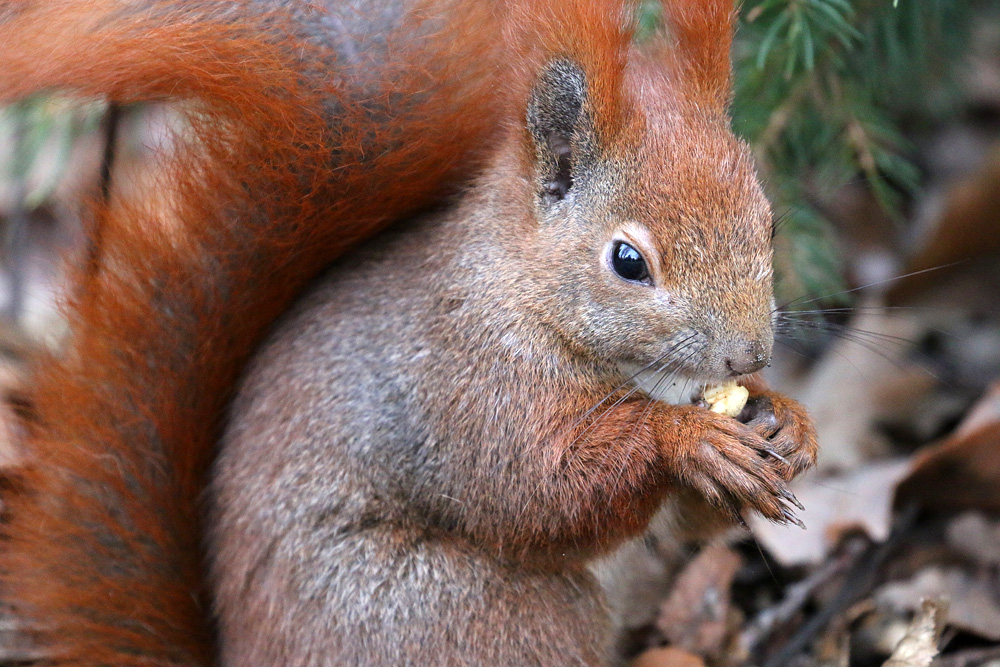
[724,340,770,375]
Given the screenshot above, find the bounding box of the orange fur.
[0,0,754,663]
[664,0,736,108]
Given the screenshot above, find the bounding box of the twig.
[761,504,919,667]
[84,102,122,279]
[741,535,868,654]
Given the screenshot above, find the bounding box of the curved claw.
[780,487,805,511]
[781,507,806,529]
[763,447,790,466]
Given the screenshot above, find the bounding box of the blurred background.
[2,1,1000,665]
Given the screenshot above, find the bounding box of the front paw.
[669,406,804,526]
[737,392,817,479]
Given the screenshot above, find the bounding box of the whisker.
[775,262,963,312]
[634,352,703,442]
[777,320,905,355]
[774,305,940,316]
[564,335,698,444]
[606,351,703,493]
[571,346,691,449]
[775,337,869,378]
[564,334,698,437]
[777,318,920,352]
[776,319,940,380]
[771,207,793,240]
[630,352,694,436]
[776,317,921,348]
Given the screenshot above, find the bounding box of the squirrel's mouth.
[618,361,728,405]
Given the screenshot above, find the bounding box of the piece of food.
[701,381,749,418]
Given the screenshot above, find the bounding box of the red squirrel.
[0,0,817,664]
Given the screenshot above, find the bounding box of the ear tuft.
[660,0,735,109]
[527,59,587,205]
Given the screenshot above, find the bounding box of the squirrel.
[0,0,818,665]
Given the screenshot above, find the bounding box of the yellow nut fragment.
[701,381,749,418]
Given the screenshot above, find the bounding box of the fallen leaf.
[812,625,851,667]
[882,599,947,667]
[878,568,1000,642]
[630,646,706,667]
[656,543,742,659]
[896,422,1000,514]
[953,380,1000,440]
[889,141,1000,303]
[750,460,912,566]
[791,305,929,473]
[945,512,1000,567]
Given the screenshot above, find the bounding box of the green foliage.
[635,0,665,42]
[0,96,105,210]
[732,0,974,306]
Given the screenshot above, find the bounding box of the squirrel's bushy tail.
[0,1,510,662]
[0,0,733,663]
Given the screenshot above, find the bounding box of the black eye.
[611,241,650,283]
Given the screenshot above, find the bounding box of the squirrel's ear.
[526,59,589,205]
[660,0,735,109]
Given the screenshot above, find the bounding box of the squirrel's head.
[517,55,774,396]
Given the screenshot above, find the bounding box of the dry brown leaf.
[945,512,1000,567]
[896,422,1000,514]
[656,543,741,659]
[792,305,929,473]
[878,568,1000,642]
[812,625,851,667]
[890,141,1000,303]
[882,599,947,667]
[750,460,912,566]
[953,380,1000,440]
[630,646,706,667]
